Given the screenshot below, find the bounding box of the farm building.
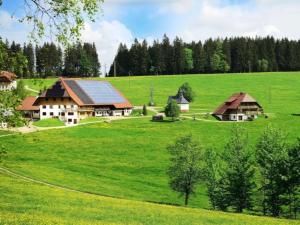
[17,96,40,120]
[213,92,263,121]
[0,71,17,91]
[29,78,133,125]
[168,91,189,112]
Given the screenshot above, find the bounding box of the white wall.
[179,104,189,112]
[39,104,78,122]
[0,81,17,91]
[230,113,248,121]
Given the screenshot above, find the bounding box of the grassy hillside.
[0,173,297,225]
[2,72,300,223]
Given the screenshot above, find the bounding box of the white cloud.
[0,10,13,29]
[82,20,133,76]
[163,0,300,42]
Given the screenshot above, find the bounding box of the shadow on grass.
[291,114,300,117]
[151,120,180,123]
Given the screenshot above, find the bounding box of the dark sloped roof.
[39,80,70,98]
[35,78,133,109]
[168,93,189,104]
[213,92,262,115]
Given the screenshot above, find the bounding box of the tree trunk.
[185,192,189,206]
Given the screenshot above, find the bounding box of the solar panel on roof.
[75,80,125,104]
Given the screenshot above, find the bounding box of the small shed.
[17,96,40,120]
[168,91,189,112]
[152,114,164,122]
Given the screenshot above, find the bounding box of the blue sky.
[1,0,300,72]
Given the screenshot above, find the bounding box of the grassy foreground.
[0,173,297,225]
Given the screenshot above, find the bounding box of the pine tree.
[285,139,300,219]
[222,126,255,213]
[256,125,288,217]
[172,37,185,74]
[23,43,35,77]
[162,34,173,75]
[165,99,180,121]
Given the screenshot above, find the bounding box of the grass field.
[0,173,297,225]
[2,72,300,223]
[33,118,65,127]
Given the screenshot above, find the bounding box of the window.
[42,105,46,109]
[71,105,74,108]
[50,112,54,116]
[50,105,53,109]
[42,112,47,116]
[58,105,61,109]
[68,119,72,123]
[61,112,65,116]
[68,112,74,116]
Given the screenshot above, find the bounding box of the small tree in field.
[142,104,148,116]
[165,100,180,121]
[178,82,195,102]
[167,135,204,205]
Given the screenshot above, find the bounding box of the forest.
[0,37,100,78]
[1,35,300,78]
[109,35,300,76]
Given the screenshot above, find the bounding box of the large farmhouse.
[19,78,133,125]
[0,71,17,91]
[213,92,263,121]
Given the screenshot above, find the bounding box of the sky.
[1,0,300,75]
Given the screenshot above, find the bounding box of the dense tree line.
[0,37,101,78]
[109,35,300,76]
[168,126,300,219]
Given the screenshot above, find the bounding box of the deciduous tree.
[167,135,204,205]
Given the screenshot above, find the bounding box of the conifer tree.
[222,126,255,213]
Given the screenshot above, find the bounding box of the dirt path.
[25,85,39,93]
[0,166,115,199]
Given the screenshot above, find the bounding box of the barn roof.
[0,71,17,82]
[213,92,262,115]
[35,78,133,109]
[17,96,39,111]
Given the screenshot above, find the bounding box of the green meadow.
[2,72,300,224]
[1,173,297,225]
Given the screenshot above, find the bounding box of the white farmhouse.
[213,92,263,121]
[30,78,133,125]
